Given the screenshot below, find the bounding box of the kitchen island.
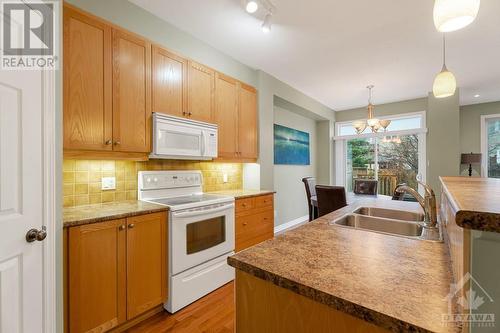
[228,196,458,333]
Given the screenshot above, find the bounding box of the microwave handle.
[201,131,206,156]
[173,204,234,218]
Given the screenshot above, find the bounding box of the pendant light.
[433,0,480,32]
[433,35,457,99]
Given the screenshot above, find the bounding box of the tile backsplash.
[63,159,243,207]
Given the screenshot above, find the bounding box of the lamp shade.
[461,153,482,164]
[433,0,480,32]
[433,67,457,98]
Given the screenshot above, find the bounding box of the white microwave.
[150,113,218,160]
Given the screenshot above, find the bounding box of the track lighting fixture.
[261,13,272,33]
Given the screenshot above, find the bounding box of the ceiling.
[131,0,500,111]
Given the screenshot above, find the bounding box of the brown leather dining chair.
[302,177,317,221]
[315,185,347,217]
[353,179,378,195]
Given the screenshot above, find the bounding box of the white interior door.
[0,68,47,332]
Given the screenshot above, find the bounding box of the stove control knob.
[153,177,158,182]
[146,177,152,183]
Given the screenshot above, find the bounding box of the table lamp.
[461,153,482,177]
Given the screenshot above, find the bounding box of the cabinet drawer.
[255,194,273,209]
[236,197,255,214]
[236,209,274,252]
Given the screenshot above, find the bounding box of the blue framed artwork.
[274,124,310,165]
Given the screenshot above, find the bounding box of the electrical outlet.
[101,177,116,190]
[223,173,228,183]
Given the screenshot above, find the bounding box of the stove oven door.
[170,202,235,275]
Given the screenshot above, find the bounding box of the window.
[481,115,500,178]
[335,112,426,195]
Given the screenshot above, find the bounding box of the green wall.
[460,101,500,153]
[335,98,427,122]
[257,71,334,192]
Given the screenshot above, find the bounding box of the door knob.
[26,226,47,243]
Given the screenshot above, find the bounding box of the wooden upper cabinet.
[238,84,258,159]
[126,212,167,319]
[188,61,215,123]
[68,219,126,333]
[152,46,187,118]
[112,29,152,153]
[63,6,112,151]
[215,73,239,158]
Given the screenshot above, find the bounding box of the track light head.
[262,13,272,33]
[245,0,259,13]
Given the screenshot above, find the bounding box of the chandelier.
[352,85,391,135]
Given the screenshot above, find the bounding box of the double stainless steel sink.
[332,206,441,241]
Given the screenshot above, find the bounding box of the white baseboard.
[274,215,309,234]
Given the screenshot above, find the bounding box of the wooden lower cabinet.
[67,212,167,333]
[126,213,167,319]
[235,194,274,252]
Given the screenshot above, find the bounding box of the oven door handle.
[172,203,234,218]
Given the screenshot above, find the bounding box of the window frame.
[480,113,500,178]
[334,111,427,194]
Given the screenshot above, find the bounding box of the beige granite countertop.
[208,189,275,199]
[441,176,500,233]
[63,200,168,228]
[228,196,458,333]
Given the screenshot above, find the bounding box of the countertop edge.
[227,256,434,333]
[440,177,500,233]
[63,206,169,228]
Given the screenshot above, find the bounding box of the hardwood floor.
[125,282,235,333]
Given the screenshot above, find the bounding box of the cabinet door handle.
[128,223,135,229]
[114,141,121,145]
[188,112,192,116]
[118,225,126,231]
[243,222,248,226]
[105,140,112,145]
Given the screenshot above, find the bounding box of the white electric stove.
[138,170,235,313]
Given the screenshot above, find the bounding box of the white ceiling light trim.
[433,0,480,32]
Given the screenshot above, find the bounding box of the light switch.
[101,177,116,190]
[223,173,228,183]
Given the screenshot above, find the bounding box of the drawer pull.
[243,222,248,226]
[242,203,247,207]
